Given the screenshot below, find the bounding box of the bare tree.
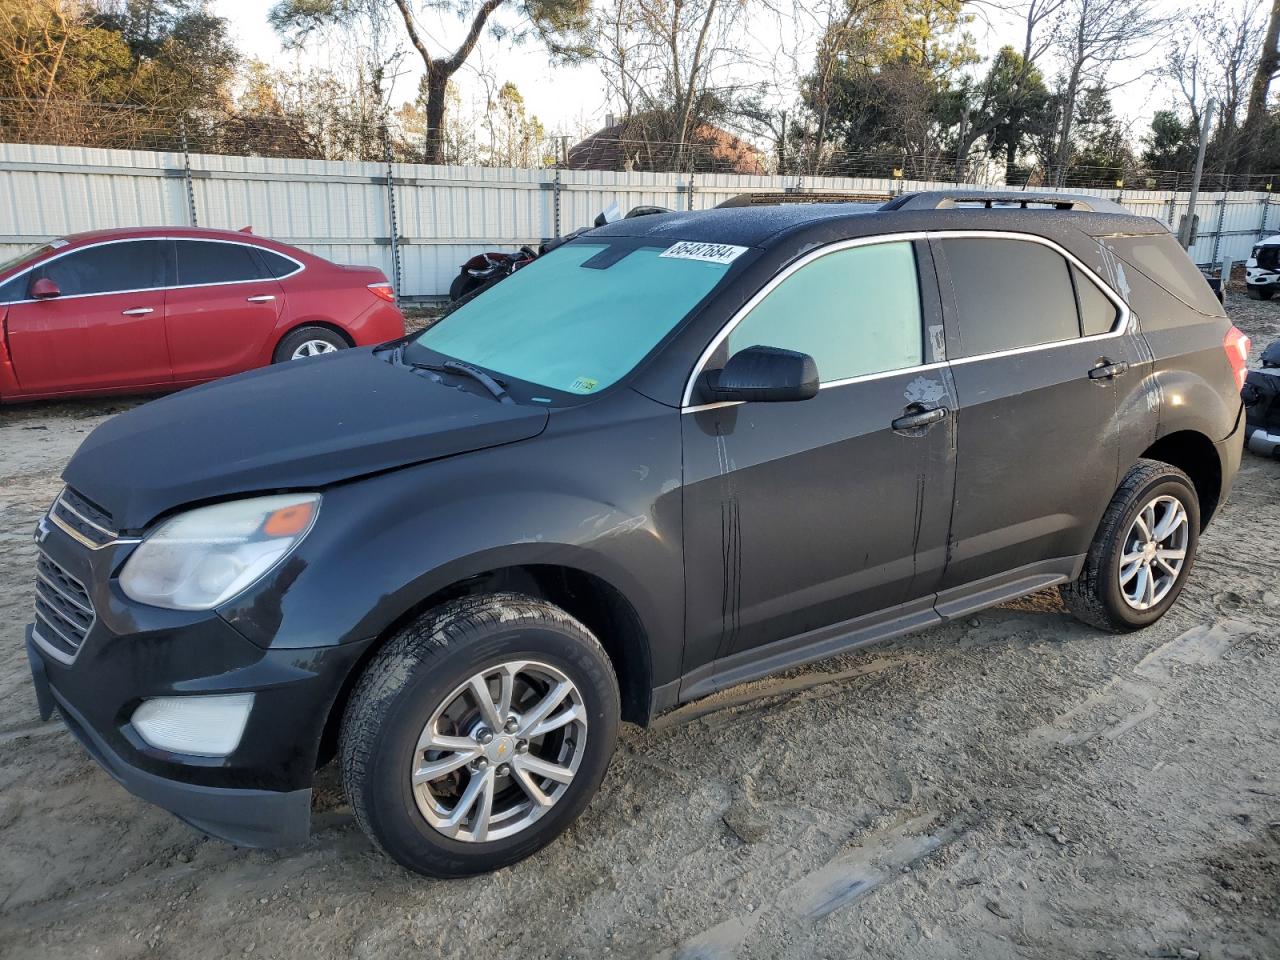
[1165,0,1267,172]
[1046,0,1166,186]
[1238,0,1280,177]
[270,0,588,163]
[948,0,1064,181]
[578,0,757,164]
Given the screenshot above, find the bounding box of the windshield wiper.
[413,359,513,404]
[378,344,513,404]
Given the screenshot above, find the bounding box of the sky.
[210,0,1201,146]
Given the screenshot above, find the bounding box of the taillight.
[1224,325,1251,391]
[368,281,396,303]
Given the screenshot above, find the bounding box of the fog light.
[131,693,255,757]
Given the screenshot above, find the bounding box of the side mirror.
[701,345,819,403]
[30,277,60,299]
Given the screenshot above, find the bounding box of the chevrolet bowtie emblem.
[34,516,51,544]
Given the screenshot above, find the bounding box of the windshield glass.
[0,243,55,275]
[414,239,740,397]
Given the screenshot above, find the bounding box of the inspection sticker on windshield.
[660,241,748,265]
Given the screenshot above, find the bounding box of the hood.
[63,349,549,529]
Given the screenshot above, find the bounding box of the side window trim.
[0,237,304,305]
[932,230,1131,368]
[5,238,169,303]
[681,231,933,409]
[682,229,1132,410]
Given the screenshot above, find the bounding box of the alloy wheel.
[290,339,339,359]
[410,660,587,843]
[1118,494,1189,611]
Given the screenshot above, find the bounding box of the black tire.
[1246,286,1273,300]
[272,325,349,363]
[1059,459,1201,632]
[340,593,620,878]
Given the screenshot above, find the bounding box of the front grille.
[33,552,95,663]
[50,487,118,549]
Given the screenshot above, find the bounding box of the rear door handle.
[1088,359,1129,380]
[246,295,276,303]
[121,307,154,316]
[892,404,949,432]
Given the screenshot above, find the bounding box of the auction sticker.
[660,241,748,265]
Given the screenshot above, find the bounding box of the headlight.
[119,494,320,610]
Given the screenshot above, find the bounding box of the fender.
[1147,365,1240,443]
[217,394,686,686]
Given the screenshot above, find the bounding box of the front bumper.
[1212,405,1246,513]
[24,518,373,847]
[28,628,312,846]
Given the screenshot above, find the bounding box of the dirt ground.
[1,291,1278,960]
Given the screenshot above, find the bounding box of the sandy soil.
[1,292,1278,960]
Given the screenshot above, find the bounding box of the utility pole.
[1180,98,1216,249]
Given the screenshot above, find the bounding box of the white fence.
[1,142,1277,300]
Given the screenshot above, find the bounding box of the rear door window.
[39,241,167,296]
[940,238,1079,358]
[725,241,923,382]
[175,241,271,286]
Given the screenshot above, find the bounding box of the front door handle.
[892,404,949,432]
[121,307,154,316]
[246,295,276,303]
[1088,359,1129,380]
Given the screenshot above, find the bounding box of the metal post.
[1260,192,1274,242]
[1211,193,1227,263]
[383,124,401,302]
[688,171,696,211]
[553,166,562,238]
[1180,99,1215,249]
[180,117,198,227]
[1166,195,1177,227]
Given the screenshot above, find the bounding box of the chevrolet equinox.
[25,191,1248,877]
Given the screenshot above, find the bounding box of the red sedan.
[0,227,406,403]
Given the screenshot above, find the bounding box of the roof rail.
[717,191,890,208]
[881,190,1130,215]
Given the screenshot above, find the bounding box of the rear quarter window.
[256,248,301,278]
[1101,233,1222,317]
[1072,266,1120,337]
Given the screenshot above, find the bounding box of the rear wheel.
[340,594,620,877]
[1246,286,1274,300]
[273,325,348,363]
[1060,459,1200,632]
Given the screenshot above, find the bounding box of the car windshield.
[0,242,56,274]
[413,239,741,396]
[1257,245,1280,270]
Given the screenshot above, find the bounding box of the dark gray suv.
[26,191,1247,877]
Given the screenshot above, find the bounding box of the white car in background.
[1246,234,1280,300]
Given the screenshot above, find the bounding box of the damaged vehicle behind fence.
[25,192,1246,878]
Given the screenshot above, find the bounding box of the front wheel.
[1246,286,1274,300]
[340,594,620,877]
[1060,459,1200,632]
